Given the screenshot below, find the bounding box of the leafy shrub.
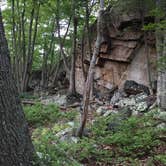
[28,105,165,165]
[24,103,79,127]
[24,103,61,127]
[69,138,114,164]
[69,114,164,164]
[154,154,166,165]
[107,116,160,157]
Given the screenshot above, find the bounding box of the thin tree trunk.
[52,60,61,86]
[16,0,23,93]
[41,37,48,89]
[156,31,166,111]
[77,0,105,137]
[69,0,77,94]
[21,0,26,88]
[47,18,56,77]
[85,0,92,58]
[22,2,40,92]
[81,26,87,80]
[56,0,70,76]
[0,9,34,165]
[155,0,166,111]
[81,1,96,81]
[22,4,35,92]
[11,0,20,91]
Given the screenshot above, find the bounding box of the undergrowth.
[24,103,77,127]
[23,104,166,165]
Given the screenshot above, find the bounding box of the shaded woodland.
[0,0,166,165]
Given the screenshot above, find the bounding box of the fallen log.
[21,100,39,105]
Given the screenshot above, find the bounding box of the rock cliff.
[75,7,157,99]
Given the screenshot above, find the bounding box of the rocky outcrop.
[123,80,150,95]
[95,83,157,132]
[75,7,157,97]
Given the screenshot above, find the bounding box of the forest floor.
[22,93,166,166]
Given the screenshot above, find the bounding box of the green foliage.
[154,154,166,165]
[157,56,166,70]
[118,0,156,13]
[32,127,81,166]
[24,103,61,127]
[68,114,164,164]
[142,2,166,72]
[69,138,114,164]
[106,117,159,157]
[28,105,165,165]
[24,103,78,127]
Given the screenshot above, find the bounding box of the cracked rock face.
[75,6,157,96]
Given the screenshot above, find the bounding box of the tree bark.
[81,26,87,80]
[22,4,35,92]
[156,31,166,111]
[56,0,70,76]
[156,0,166,111]
[41,37,48,89]
[22,1,40,92]
[0,9,34,165]
[69,0,77,94]
[77,0,105,137]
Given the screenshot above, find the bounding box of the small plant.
[154,154,166,165]
[24,103,61,127]
[24,103,79,127]
[71,113,164,165]
[100,116,160,158]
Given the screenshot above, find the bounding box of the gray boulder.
[114,93,149,114]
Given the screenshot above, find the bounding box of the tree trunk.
[156,31,166,111]
[41,37,48,89]
[22,1,40,92]
[81,26,87,80]
[0,9,34,165]
[77,0,105,137]
[69,0,77,94]
[56,0,71,76]
[22,5,35,92]
[85,0,92,58]
[156,0,166,111]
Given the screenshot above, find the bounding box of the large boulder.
[66,93,82,105]
[123,80,150,96]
